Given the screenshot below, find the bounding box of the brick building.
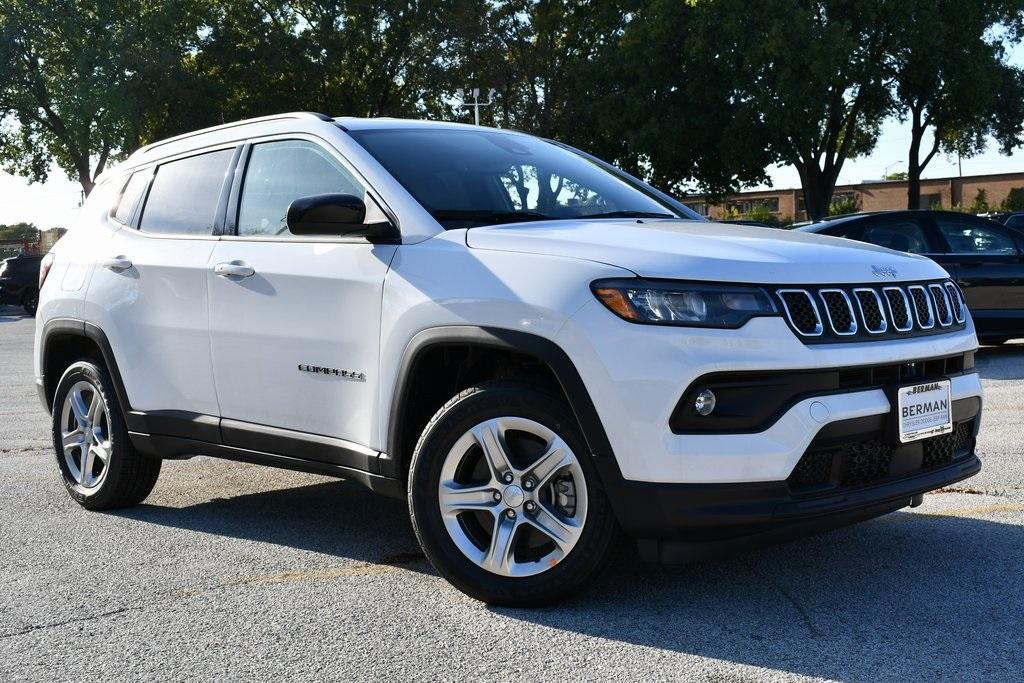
[684,171,1024,222]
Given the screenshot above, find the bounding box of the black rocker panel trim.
[130,433,402,498]
[386,326,616,480]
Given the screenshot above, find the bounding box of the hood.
[465,219,946,284]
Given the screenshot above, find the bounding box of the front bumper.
[594,396,981,561]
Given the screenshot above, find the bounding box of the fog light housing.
[694,389,716,416]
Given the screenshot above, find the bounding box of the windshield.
[347,128,685,229]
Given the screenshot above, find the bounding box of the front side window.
[236,140,365,237]
[861,221,930,254]
[139,148,234,235]
[113,171,151,225]
[936,218,1018,255]
[348,128,681,228]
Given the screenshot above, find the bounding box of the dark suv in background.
[0,254,42,316]
[799,211,1024,344]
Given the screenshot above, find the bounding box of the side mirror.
[286,193,396,241]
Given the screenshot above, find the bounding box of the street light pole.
[455,88,496,126]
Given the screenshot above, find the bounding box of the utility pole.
[455,88,496,126]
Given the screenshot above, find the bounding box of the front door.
[927,214,1024,337]
[206,139,397,457]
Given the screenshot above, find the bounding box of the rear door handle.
[214,262,255,278]
[102,256,133,271]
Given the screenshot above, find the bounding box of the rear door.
[206,137,398,455]
[927,214,1024,313]
[86,146,238,425]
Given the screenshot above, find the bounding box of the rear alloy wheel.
[51,361,161,510]
[409,382,617,606]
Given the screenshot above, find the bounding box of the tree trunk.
[797,161,836,222]
[907,105,924,210]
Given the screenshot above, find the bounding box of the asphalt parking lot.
[2,305,1022,682]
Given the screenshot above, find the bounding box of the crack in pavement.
[0,605,141,640]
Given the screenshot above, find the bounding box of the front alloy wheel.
[409,382,617,606]
[439,416,589,577]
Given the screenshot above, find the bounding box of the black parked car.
[797,211,1024,344]
[0,253,42,316]
[984,211,1024,231]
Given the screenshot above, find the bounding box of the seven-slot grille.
[776,280,966,343]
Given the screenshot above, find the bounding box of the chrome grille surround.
[929,283,954,327]
[818,289,857,335]
[883,286,914,332]
[944,281,967,324]
[852,288,887,334]
[775,280,966,343]
[777,289,824,336]
[908,285,935,329]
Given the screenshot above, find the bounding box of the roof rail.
[130,112,334,158]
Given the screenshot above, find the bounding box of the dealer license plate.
[897,379,953,443]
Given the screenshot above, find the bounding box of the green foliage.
[0,0,211,195]
[828,195,861,217]
[1000,187,1024,211]
[0,222,37,241]
[969,189,990,214]
[885,171,909,181]
[890,0,1024,209]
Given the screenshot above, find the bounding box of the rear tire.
[21,288,38,316]
[51,361,161,510]
[408,381,618,606]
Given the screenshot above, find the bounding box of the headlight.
[591,278,777,328]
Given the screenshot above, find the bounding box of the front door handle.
[102,256,133,272]
[214,262,255,278]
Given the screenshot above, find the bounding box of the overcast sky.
[3,44,1023,228]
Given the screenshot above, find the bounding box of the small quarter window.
[112,171,151,225]
[139,149,234,235]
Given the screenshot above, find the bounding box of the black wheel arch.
[385,326,617,481]
[40,318,133,417]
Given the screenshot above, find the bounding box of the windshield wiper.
[431,209,558,225]
[576,210,676,219]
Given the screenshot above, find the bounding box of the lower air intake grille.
[787,420,975,492]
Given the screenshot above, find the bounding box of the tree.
[0,221,37,241]
[0,1,209,196]
[891,1,1024,209]
[969,188,990,214]
[739,0,899,221]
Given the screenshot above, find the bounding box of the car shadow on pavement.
[116,478,432,572]
[976,342,1024,380]
[118,474,1022,680]
[0,305,29,322]
[499,510,1024,681]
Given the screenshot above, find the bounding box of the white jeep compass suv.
[34,113,983,606]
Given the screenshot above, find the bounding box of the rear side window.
[1005,214,1024,229]
[936,218,1018,255]
[113,172,151,224]
[139,149,234,235]
[861,221,930,254]
[236,140,364,237]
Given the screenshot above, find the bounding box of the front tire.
[51,361,161,510]
[408,381,618,606]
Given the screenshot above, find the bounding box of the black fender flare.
[383,326,617,479]
[39,318,134,417]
